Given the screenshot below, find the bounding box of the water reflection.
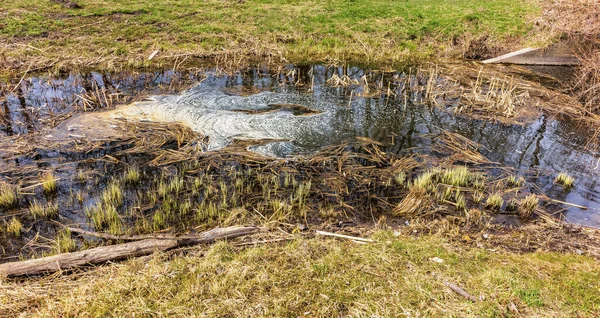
[166,65,600,227]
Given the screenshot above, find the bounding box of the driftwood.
[0,226,258,277]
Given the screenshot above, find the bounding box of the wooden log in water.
[0,226,258,277]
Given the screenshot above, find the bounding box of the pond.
[1,63,599,237]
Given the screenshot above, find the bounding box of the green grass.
[2,232,598,316]
[440,166,484,188]
[87,202,123,234]
[411,169,437,192]
[0,0,540,74]
[100,180,124,206]
[86,180,125,234]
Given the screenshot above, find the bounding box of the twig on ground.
[315,230,375,243]
[234,238,294,246]
[443,281,478,302]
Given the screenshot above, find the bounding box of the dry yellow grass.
[1,232,599,316]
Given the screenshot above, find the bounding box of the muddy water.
[2,65,600,228]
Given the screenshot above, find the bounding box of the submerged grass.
[0,0,539,75]
[2,232,599,316]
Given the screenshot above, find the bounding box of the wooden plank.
[483,43,580,65]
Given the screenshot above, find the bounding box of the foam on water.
[106,77,343,154]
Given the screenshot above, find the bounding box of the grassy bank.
[0,0,539,76]
[2,231,599,316]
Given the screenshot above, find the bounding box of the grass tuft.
[554,172,574,188]
[506,198,519,212]
[101,180,124,206]
[0,181,18,207]
[441,166,470,187]
[42,172,58,194]
[53,228,76,254]
[411,170,436,192]
[507,175,525,187]
[87,203,123,234]
[455,193,467,210]
[472,191,484,204]
[518,194,539,219]
[485,193,504,210]
[6,217,22,238]
[394,171,407,187]
[29,199,59,219]
[123,167,141,184]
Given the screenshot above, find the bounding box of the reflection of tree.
[517,115,547,169]
[18,87,34,134]
[0,94,13,136]
[398,104,417,152]
[362,97,373,139]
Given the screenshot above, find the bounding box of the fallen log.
[65,226,242,241]
[0,226,258,277]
